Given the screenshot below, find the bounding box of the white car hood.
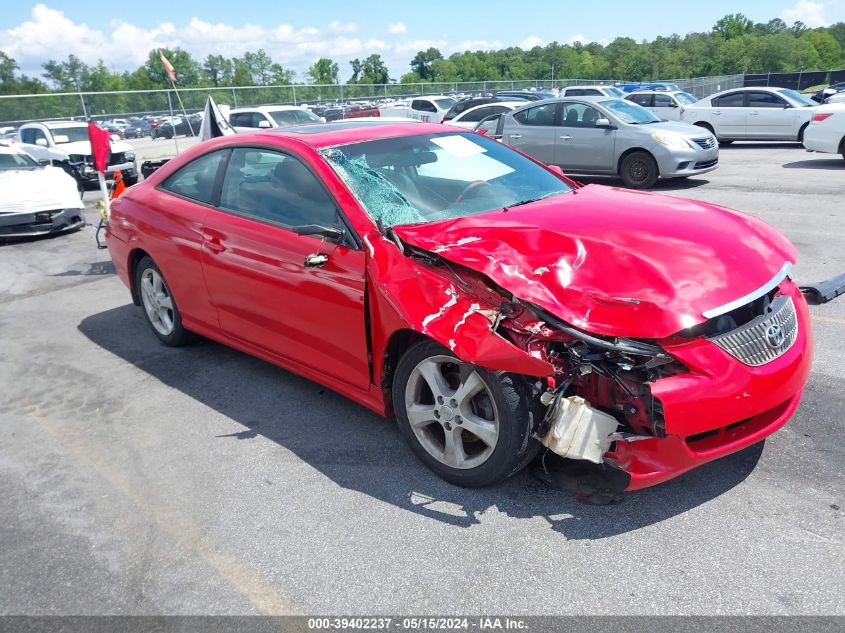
[0,166,83,214]
[56,139,134,155]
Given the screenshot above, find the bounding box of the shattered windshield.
[319,132,572,228]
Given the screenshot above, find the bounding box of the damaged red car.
[106,121,812,499]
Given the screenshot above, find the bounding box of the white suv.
[227,106,323,132]
[17,121,138,187]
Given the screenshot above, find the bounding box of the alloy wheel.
[140,268,175,336]
[404,355,500,469]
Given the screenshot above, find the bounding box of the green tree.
[803,30,843,68]
[202,54,233,86]
[410,47,443,81]
[42,54,88,90]
[307,58,339,84]
[143,48,200,86]
[713,13,754,40]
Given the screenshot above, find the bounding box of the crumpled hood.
[393,185,796,339]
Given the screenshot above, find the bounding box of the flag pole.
[166,89,180,154]
[169,78,196,137]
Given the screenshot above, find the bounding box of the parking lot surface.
[0,143,843,615]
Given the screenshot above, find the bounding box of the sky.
[2,1,844,80]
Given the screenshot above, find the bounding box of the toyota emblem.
[765,324,786,349]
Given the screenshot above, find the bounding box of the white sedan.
[681,87,817,143]
[443,102,525,129]
[0,143,85,238]
[802,103,845,161]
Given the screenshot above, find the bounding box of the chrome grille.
[709,296,798,366]
[693,136,716,150]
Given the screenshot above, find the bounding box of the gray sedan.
[487,97,718,188]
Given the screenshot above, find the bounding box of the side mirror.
[595,118,615,129]
[292,224,345,241]
[257,120,272,129]
[35,138,48,147]
[38,159,51,166]
[546,165,564,176]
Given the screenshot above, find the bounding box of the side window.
[561,103,603,128]
[220,148,338,228]
[21,128,47,144]
[452,101,469,115]
[513,103,557,126]
[747,92,786,108]
[462,106,493,122]
[714,92,745,107]
[230,112,256,127]
[160,150,228,205]
[629,94,653,107]
[416,100,437,113]
[566,89,585,96]
[583,89,602,96]
[654,94,674,107]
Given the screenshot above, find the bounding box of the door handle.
[559,135,572,140]
[508,134,522,139]
[304,253,329,268]
[203,237,225,254]
[713,110,721,116]
[749,111,759,116]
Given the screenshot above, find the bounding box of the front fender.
[364,231,554,385]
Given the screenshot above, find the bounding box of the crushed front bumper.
[0,208,85,238]
[607,281,812,491]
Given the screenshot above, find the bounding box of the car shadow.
[78,304,764,540]
[718,142,804,149]
[574,176,710,191]
[782,159,845,170]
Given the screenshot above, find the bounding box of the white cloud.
[780,1,831,27]
[0,3,614,83]
[568,33,588,45]
[520,36,545,49]
[328,20,358,34]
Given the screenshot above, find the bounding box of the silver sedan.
[491,96,718,189]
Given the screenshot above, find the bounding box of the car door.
[653,93,681,121]
[200,146,370,389]
[18,127,51,162]
[143,149,230,330]
[503,102,559,165]
[745,91,793,139]
[410,99,438,123]
[555,102,615,172]
[710,92,747,138]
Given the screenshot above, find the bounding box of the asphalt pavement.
[0,142,842,615]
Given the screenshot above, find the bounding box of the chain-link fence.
[0,72,801,127]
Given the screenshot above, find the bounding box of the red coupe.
[106,121,812,500]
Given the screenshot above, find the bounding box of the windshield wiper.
[503,191,560,211]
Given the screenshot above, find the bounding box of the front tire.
[392,340,538,487]
[134,256,195,346]
[619,151,659,189]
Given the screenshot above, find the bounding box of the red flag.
[87,121,111,173]
[160,51,176,83]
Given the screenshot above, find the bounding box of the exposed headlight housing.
[651,132,695,150]
[124,150,136,162]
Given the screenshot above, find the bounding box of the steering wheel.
[455,180,491,204]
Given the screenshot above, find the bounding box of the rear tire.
[392,340,538,488]
[134,256,196,347]
[619,151,659,189]
[798,123,808,144]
